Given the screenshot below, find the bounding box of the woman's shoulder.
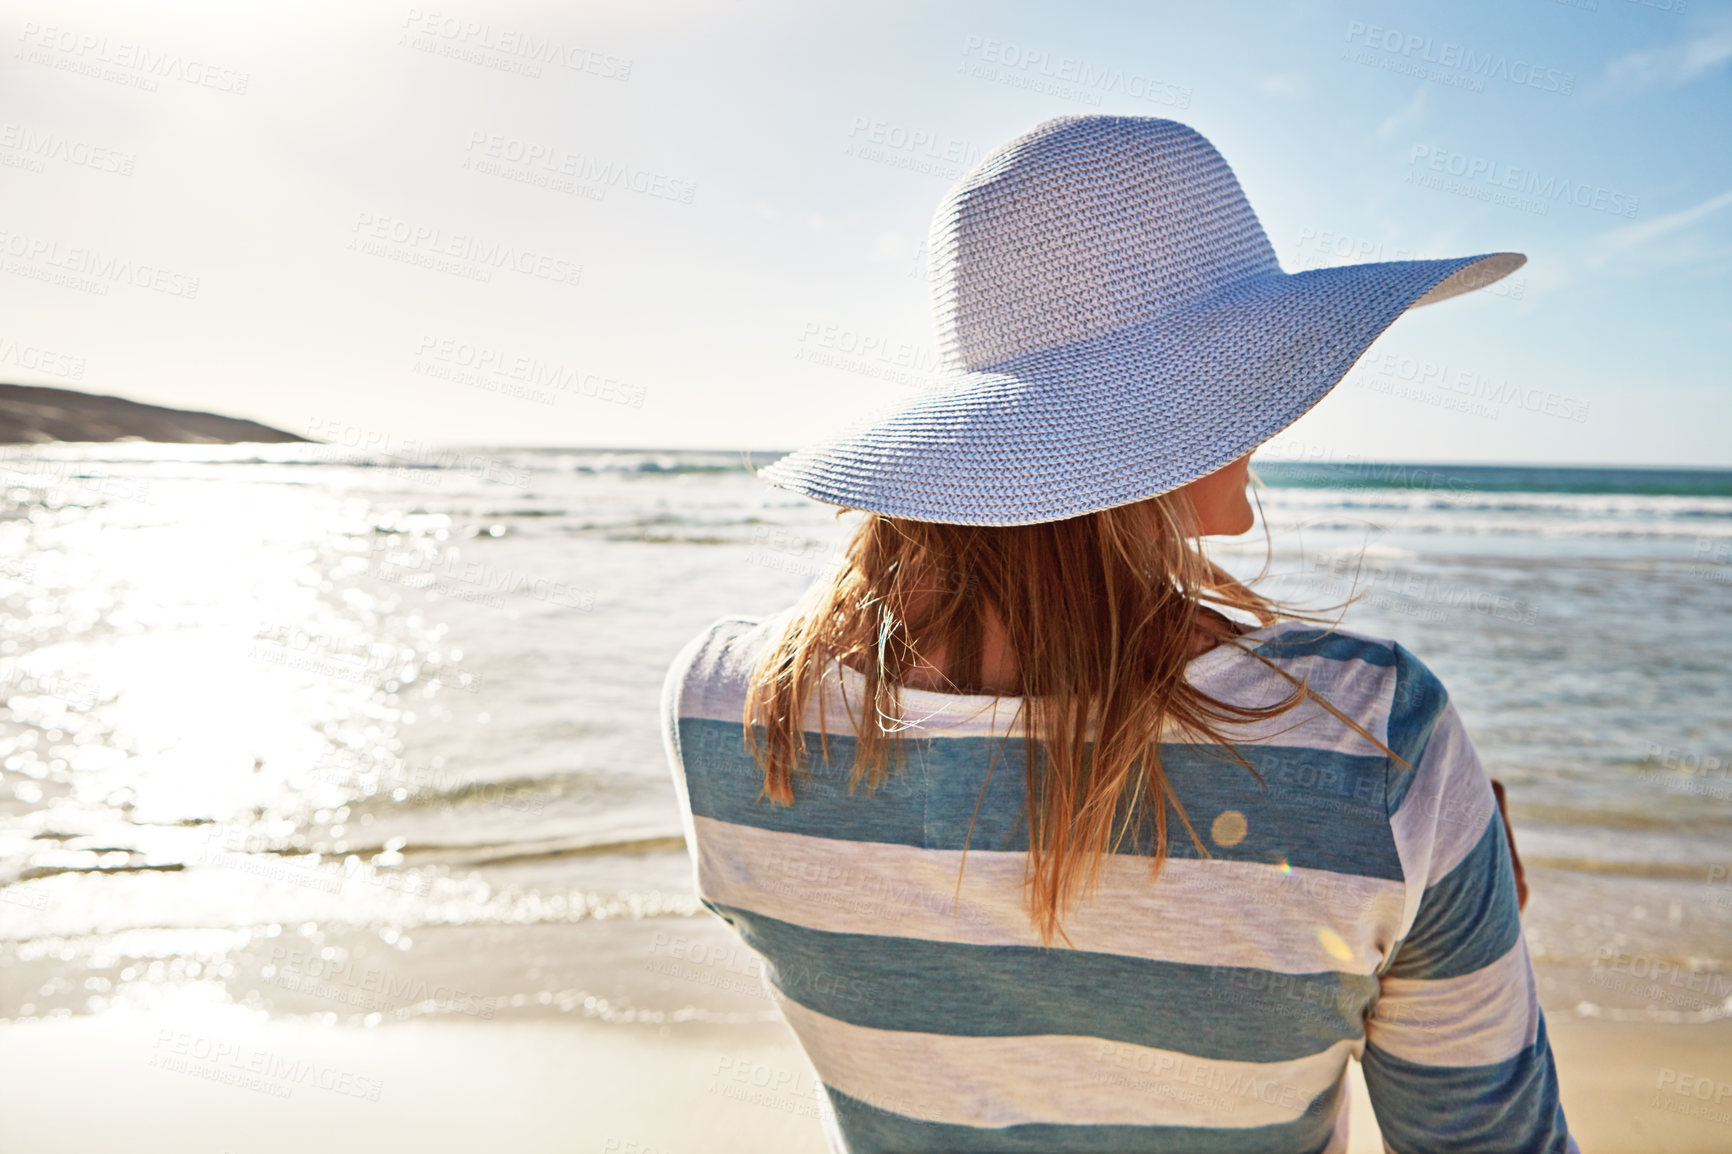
[1234,618,1406,665]
[662,610,796,716]
[1236,619,1444,680]
[1204,618,1455,733]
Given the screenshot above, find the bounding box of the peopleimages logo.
[1344,22,1576,95]
[398,8,632,80]
[413,334,646,409]
[959,36,1193,109]
[0,124,136,175]
[462,132,695,205]
[346,212,583,287]
[0,335,85,381]
[0,227,200,298]
[1405,145,1639,219]
[15,22,251,94]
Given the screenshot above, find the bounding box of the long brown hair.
[741,487,1400,945]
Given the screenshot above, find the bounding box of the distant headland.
[0,383,309,444]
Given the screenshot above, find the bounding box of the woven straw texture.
[757,115,1525,527]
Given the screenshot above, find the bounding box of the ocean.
[2,444,1729,1033]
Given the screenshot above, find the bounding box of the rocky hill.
[0,383,309,443]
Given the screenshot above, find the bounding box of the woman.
[661,116,1572,1153]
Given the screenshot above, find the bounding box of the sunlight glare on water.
[1,445,1730,1030]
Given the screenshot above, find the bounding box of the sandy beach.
[5,1010,1731,1151]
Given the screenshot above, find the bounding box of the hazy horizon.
[8,415,1732,475]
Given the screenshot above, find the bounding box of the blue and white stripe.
[661,612,1576,1153]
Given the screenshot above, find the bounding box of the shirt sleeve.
[659,621,716,861]
[1362,644,1576,1154]
[660,615,766,861]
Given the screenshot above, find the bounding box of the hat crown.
[929,115,1281,373]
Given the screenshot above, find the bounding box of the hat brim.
[756,252,1526,527]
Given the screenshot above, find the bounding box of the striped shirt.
[659,610,1576,1153]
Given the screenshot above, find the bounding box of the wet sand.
[5,1011,1730,1152]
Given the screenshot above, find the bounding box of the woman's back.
[661,611,1574,1153]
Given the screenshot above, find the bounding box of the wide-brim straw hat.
[756,115,1524,527]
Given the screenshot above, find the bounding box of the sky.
[2,0,1729,465]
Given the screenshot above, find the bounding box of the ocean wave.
[13,445,1727,496]
[1253,461,1732,498]
[1522,857,1723,881]
[0,443,765,478]
[1568,999,1732,1026]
